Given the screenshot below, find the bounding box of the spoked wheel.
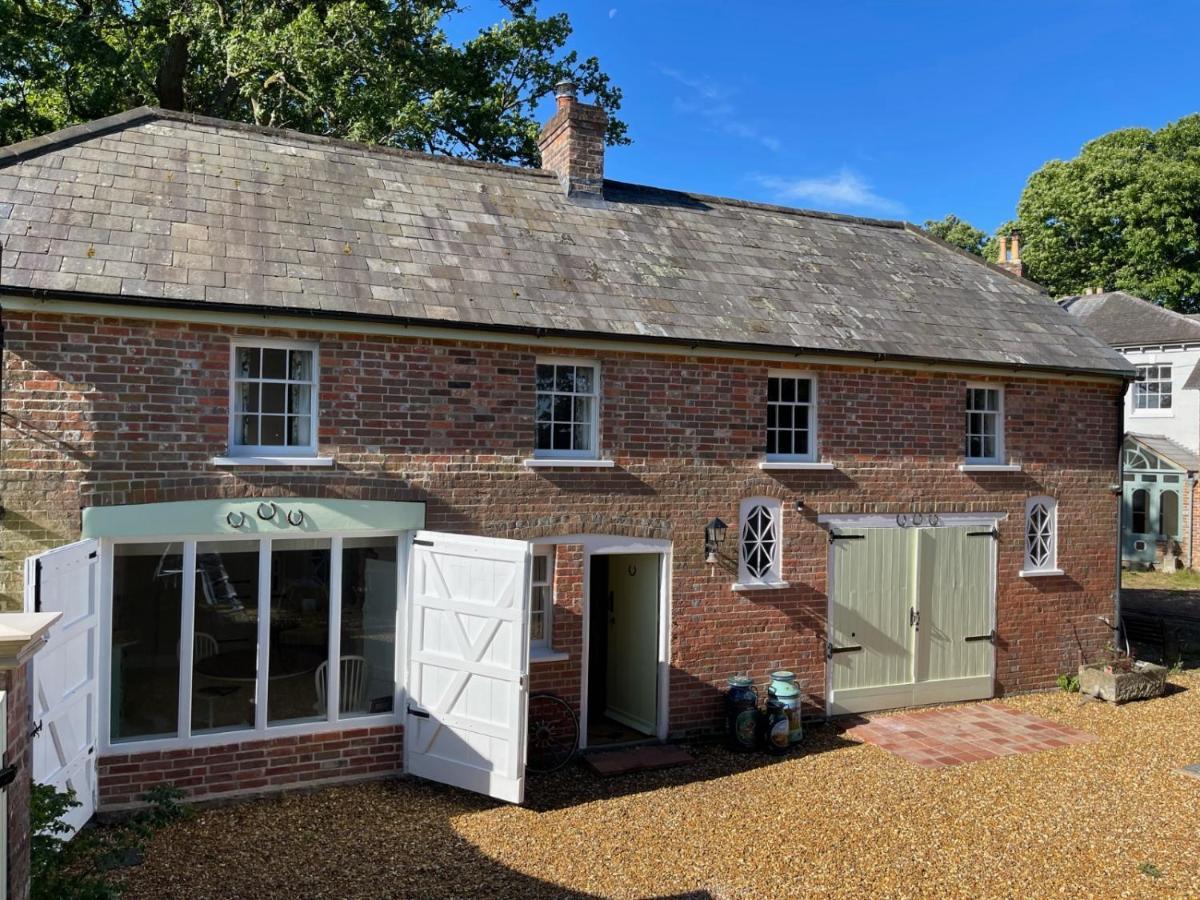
[526,692,579,774]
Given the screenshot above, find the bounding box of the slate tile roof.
[0,107,1131,376]
[1061,291,1200,348]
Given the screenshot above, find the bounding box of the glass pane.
[236,347,260,379]
[767,378,779,402]
[574,366,594,393]
[553,394,572,421]
[239,415,258,446]
[535,395,552,422]
[262,382,286,414]
[530,609,545,642]
[288,414,311,447]
[532,554,548,584]
[536,364,555,392]
[573,423,591,450]
[267,539,331,724]
[778,405,793,429]
[288,349,312,381]
[766,429,778,455]
[536,422,552,450]
[260,415,286,446]
[193,541,259,734]
[288,384,310,416]
[793,428,809,455]
[1162,394,1172,409]
[555,365,575,392]
[340,538,397,717]
[262,348,288,379]
[111,543,183,741]
[552,423,572,449]
[237,382,259,414]
[780,378,795,403]
[776,430,793,455]
[573,396,592,426]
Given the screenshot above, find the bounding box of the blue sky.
[451,1,1199,232]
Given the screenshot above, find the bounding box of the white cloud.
[752,169,905,216]
[608,8,618,18]
[658,66,781,153]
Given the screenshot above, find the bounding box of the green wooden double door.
[828,525,995,715]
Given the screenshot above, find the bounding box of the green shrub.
[1056,673,1080,693]
[30,784,116,900]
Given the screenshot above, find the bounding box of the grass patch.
[1121,568,1200,591]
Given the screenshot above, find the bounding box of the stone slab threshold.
[585,744,696,777]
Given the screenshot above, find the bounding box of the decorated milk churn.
[768,670,803,746]
[725,675,759,751]
[760,693,791,754]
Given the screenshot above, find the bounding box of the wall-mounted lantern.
[704,517,728,564]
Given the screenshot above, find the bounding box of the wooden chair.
[314,655,370,715]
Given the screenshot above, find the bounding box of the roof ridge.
[0,106,561,182]
[903,223,1049,295]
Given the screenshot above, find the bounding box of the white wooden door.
[24,540,99,834]
[404,532,531,803]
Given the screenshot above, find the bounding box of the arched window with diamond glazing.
[737,497,784,587]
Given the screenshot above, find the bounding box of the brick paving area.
[841,703,1095,767]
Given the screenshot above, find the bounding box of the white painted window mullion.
[177,541,197,739]
[255,538,272,733]
[328,536,343,723]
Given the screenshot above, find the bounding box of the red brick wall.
[2,310,1122,754]
[0,664,31,900]
[97,724,402,810]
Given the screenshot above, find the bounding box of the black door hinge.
[964,630,996,643]
[967,528,999,539]
[413,539,434,547]
[828,532,866,544]
[827,642,864,659]
[407,706,431,718]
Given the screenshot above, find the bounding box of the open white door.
[24,540,99,834]
[405,532,531,803]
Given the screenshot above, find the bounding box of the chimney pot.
[555,80,578,104]
[997,232,1026,278]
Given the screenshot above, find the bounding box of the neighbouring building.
[1062,290,1200,569]
[1,86,1131,820]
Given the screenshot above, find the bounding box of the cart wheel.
[526,692,579,774]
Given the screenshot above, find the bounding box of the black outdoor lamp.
[704,517,728,564]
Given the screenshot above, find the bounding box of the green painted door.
[829,525,995,715]
[605,554,660,735]
[914,528,994,705]
[829,528,915,713]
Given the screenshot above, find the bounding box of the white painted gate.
[404,532,532,803]
[24,540,100,834]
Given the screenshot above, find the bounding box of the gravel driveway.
[113,671,1200,898]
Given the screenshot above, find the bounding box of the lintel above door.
[81,498,426,539]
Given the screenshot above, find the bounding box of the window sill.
[212,455,334,467]
[530,648,570,663]
[758,461,837,471]
[731,581,790,592]
[522,458,615,468]
[958,463,1022,472]
[1019,568,1065,578]
[1129,409,1173,418]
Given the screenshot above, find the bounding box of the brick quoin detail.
[2,311,1122,794]
[97,725,402,811]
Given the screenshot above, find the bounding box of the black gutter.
[0,285,1137,383]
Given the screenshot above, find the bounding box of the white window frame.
[533,357,601,460]
[765,370,818,463]
[1020,496,1062,577]
[1132,363,1173,413]
[964,384,1005,465]
[228,338,320,458]
[98,530,405,754]
[530,546,554,651]
[734,496,787,591]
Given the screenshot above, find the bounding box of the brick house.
[1062,290,1200,570]
[1,85,1131,819]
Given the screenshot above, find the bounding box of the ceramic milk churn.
[725,675,759,751]
[768,670,803,745]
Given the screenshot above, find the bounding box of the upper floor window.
[230,342,318,456]
[1133,364,1172,411]
[737,497,784,588]
[535,361,599,458]
[530,547,554,650]
[766,374,816,462]
[1022,495,1059,576]
[965,386,1004,464]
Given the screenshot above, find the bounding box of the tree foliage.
[0,0,628,166]
[922,214,988,257]
[1013,114,1200,311]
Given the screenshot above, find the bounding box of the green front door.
[829,525,994,715]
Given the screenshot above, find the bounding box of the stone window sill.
[958,463,1023,473]
[1019,568,1065,578]
[212,455,334,467]
[758,461,837,471]
[530,648,570,663]
[731,581,791,592]
[522,458,615,468]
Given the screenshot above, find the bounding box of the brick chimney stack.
[996,232,1026,278]
[538,80,607,200]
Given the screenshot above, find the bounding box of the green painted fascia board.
[82,499,425,540]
